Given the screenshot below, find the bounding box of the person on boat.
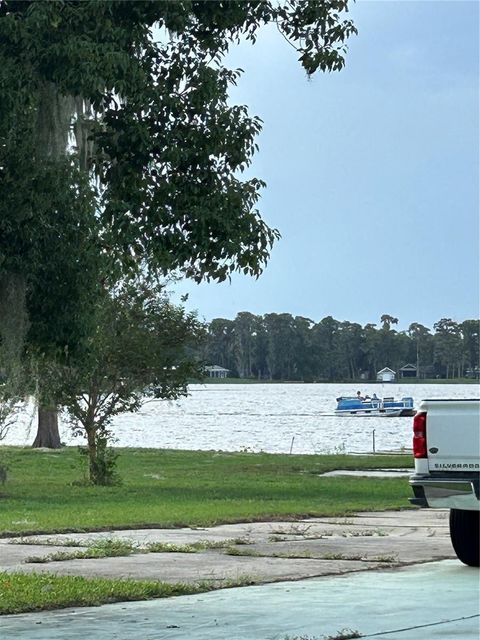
[356,391,365,401]
[372,393,379,400]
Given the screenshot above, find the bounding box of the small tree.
[62,281,204,485]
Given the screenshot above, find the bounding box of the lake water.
[4,383,479,455]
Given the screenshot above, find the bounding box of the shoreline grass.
[195,377,478,384]
[0,447,413,537]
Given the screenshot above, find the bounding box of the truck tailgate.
[424,399,480,471]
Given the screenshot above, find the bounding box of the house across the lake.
[377,367,396,382]
[399,363,417,378]
[205,365,230,379]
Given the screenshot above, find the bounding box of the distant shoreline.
[194,378,479,385]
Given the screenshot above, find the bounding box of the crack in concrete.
[362,613,480,638]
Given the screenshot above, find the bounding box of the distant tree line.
[200,313,480,381]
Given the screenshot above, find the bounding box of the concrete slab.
[1,561,478,639]
[0,545,86,570]
[244,535,451,564]
[7,552,376,584]
[1,509,451,546]
[321,469,414,477]
[1,510,455,587]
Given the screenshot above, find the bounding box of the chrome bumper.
[409,475,480,510]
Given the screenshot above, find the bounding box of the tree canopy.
[201,312,480,381]
[0,0,357,285]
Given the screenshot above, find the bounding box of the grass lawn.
[0,447,414,615]
[0,446,413,536]
[0,572,213,615]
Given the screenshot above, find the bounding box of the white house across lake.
[377,367,396,382]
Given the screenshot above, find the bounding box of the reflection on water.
[5,383,479,455]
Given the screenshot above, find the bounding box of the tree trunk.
[32,406,61,448]
[30,84,77,451]
[86,427,97,483]
[36,82,75,159]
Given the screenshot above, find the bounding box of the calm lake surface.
[5,383,479,455]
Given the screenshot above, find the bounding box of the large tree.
[433,318,463,379]
[205,317,236,373]
[0,1,356,443]
[311,315,341,381]
[461,320,480,377]
[408,322,431,378]
[232,311,258,378]
[337,321,363,380]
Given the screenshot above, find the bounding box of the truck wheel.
[449,509,480,567]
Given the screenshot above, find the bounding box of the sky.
[173,0,479,331]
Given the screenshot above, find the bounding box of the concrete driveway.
[1,509,479,639]
[1,510,455,585]
[1,561,479,639]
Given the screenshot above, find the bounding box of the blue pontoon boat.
[335,396,415,417]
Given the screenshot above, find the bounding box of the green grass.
[0,447,414,615]
[0,571,218,614]
[396,378,478,384]
[24,538,138,563]
[23,537,251,563]
[0,447,413,536]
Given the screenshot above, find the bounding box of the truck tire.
[449,509,480,567]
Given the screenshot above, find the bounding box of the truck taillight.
[413,411,427,458]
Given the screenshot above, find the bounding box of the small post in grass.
[372,429,376,454]
[289,436,295,454]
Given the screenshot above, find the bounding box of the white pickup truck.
[409,398,480,566]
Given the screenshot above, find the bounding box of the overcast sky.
[173,0,479,331]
